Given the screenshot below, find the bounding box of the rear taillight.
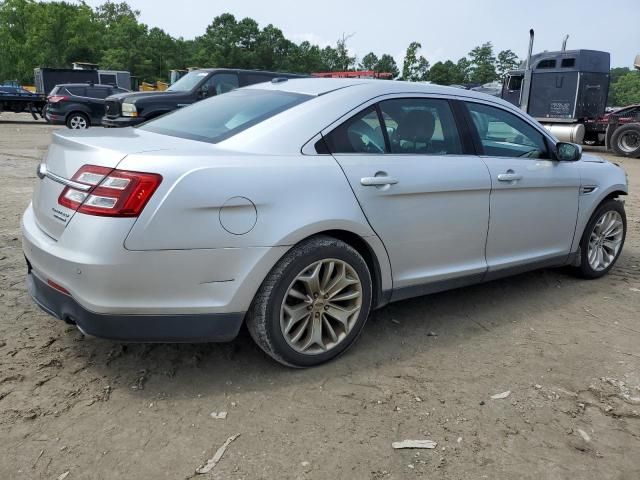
[58,165,162,217]
[48,95,69,103]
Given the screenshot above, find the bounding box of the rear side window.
[379,98,462,154]
[65,87,86,96]
[561,58,576,68]
[465,102,549,159]
[139,89,311,143]
[86,87,110,99]
[323,106,386,154]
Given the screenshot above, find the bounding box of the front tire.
[66,112,89,129]
[572,199,626,279]
[246,236,372,367]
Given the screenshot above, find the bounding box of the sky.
[78,0,639,69]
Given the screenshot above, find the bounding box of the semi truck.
[501,30,610,145]
[603,55,640,158]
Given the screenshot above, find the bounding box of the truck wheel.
[610,124,640,158]
[66,112,89,129]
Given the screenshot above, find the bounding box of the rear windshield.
[139,89,311,143]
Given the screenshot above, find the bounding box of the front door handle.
[497,171,523,182]
[360,176,399,187]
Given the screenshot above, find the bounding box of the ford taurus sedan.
[22,78,628,367]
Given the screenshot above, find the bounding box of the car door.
[463,101,581,275]
[324,96,491,298]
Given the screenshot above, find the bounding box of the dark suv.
[46,83,129,129]
[102,68,304,127]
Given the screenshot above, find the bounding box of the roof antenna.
[561,34,569,51]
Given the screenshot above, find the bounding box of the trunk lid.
[32,128,176,240]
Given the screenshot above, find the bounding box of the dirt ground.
[1,112,639,480]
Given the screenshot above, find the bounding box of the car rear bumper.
[22,202,288,327]
[27,271,244,342]
[101,116,145,127]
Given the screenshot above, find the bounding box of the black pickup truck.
[102,68,304,127]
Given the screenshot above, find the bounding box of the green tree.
[359,52,379,70]
[609,71,640,106]
[286,41,324,73]
[376,54,399,78]
[96,2,150,75]
[402,41,429,81]
[334,34,355,71]
[455,57,471,84]
[468,42,497,84]
[496,49,519,78]
[428,60,462,85]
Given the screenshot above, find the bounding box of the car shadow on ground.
[64,250,636,401]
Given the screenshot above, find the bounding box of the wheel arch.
[313,229,390,309]
[65,109,91,125]
[571,185,628,253]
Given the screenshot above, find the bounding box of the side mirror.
[198,85,209,99]
[555,142,582,161]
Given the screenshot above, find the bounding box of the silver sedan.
[22,78,628,367]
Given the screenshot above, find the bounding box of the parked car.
[584,104,640,146]
[102,68,304,127]
[46,83,129,129]
[23,79,628,367]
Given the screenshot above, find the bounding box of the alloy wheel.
[69,115,88,129]
[587,210,624,271]
[280,259,363,355]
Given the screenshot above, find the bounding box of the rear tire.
[571,199,626,279]
[66,112,89,129]
[246,236,372,367]
[610,124,640,158]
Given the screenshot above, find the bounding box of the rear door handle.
[497,172,522,182]
[360,176,399,187]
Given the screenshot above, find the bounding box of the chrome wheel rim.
[587,210,624,271]
[280,259,362,355]
[619,132,639,153]
[70,116,87,129]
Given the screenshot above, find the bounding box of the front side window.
[323,106,386,154]
[379,98,462,154]
[204,73,239,96]
[507,75,523,90]
[465,102,549,159]
[166,71,210,92]
[139,89,311,144]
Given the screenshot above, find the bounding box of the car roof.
[248,77,513,106]
[218,78,532,155]
[194,68,305,77]
[58,83,114,88]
